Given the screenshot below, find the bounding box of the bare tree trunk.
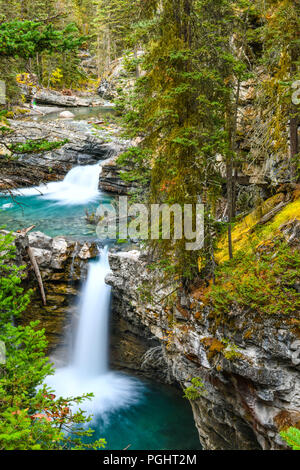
[290,105,299,182]
[232,79,241,219]
[134,46,140,79]
[17,225,47,306]
[97,35,101,79]
[226,158,233,260]
[225,94,235,260]
[27,247,47,306]
[290,48,299,182]
[106,28,111,67]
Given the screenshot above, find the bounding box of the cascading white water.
[73,247,111,376]
[11,163,102,205]
[46,248,143,418]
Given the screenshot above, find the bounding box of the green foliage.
[0,231,106,450]
[0,231,31,326]
[92,0,142,73]
[0,322,107,450]
[209,239,300,317]
[8,139,69,154]
[116,147,152,200]
[116,0,253,281]
[0,16,88,101]
[0,20,86,59]
[280,427,300,450]
[183,378,206,401]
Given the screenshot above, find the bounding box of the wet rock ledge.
[99,155,137,195]
[0,119,127,190]
[11,230,98,356]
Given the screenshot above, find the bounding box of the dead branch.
[17,225,47,306]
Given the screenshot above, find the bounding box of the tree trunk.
[134,46,140,79]
[27,247,47,306]
[226,158,233,260]
[290,108,299,181]
[290,47,299,182]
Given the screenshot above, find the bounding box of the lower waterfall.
[46,247,143,418]
[73,247,111,376]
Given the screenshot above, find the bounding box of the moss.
[243,329,254,340]
[197,193,300,322]
[183,377,206,401]
[202,337,225,359]
[215,192,300,264]
[209,240,300,318]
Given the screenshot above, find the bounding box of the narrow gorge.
[0,0,299,454]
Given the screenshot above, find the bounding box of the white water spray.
[46,248,143,418]
[73,247,111,376]
[11,163,102,205]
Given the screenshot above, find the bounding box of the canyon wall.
[106,213,300,451]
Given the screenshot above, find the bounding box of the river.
[0,106,201,450]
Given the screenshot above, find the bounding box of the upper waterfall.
[11,163,102,205]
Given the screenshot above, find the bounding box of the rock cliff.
[11,230,98,358]
[0,119,126,190]
[106,193,300,450]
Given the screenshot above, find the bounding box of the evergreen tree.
[0,231,106,450]
[249,0,300,182]
[92,0,141,74]
[120,0,252,278]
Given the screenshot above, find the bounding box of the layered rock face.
[0,119,125,190]
[99,155,137,195]
[106,238,300,450]
[13,231,98,357]
[19,83,105,108]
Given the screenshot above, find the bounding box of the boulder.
[59,111,75,119]
[99,155,138,195]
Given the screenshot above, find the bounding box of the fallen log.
[16,225,47,306]
[27,245,47,306]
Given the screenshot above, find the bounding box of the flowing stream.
[0,107,201,450]
[46,248,144,419]
[46,248,200,450]
[0,163,112,238]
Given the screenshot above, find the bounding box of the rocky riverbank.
[0,115,129,191]
[18,82,105,108]
[10,230,98,358]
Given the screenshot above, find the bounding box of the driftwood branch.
[19,225,36,237]
[27,246,47,306]
[18,225,47,306]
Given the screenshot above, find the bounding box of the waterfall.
[11,163,102,205]
[73,247,111,377]
[45,247,143,418]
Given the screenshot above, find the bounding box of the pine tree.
[0,231,106,450]
[120,0,252,278]
[250,0,300,182]
[92,0,141,74]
